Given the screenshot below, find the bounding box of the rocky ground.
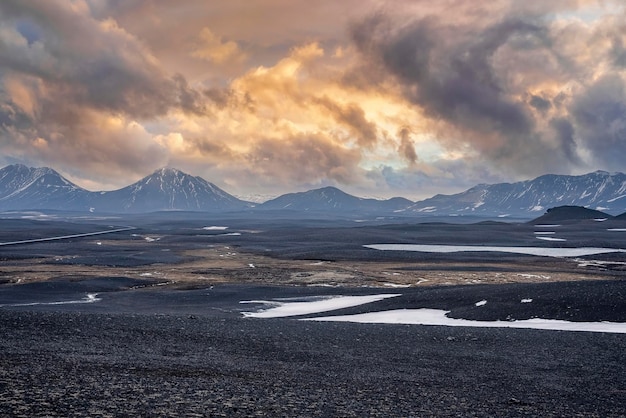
[1,215,625,416]
[1,308,625,417]
[0,280,625,417]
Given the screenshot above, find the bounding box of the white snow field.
[240,293,626,334]
[364,244,626,257]
[240,294,401,318]
[304,309,626,334]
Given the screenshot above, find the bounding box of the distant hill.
[614,212,626,221]
[529,206,613,224]
[408,171,626,217]
[257,186,413,213]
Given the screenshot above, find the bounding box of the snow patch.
[517,273,551,280]
[240,294,401,318]
[607,194,626,203]
[203,226,229,230]
[475,300,487,307]
[304,308,626,334]
[364,244,624,257]
[536,236,567,242]
[521,299,533,303]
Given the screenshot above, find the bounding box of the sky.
[0,0,624,200]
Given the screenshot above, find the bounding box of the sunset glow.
[1,1,624,199]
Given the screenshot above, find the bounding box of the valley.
[1,210,625,416]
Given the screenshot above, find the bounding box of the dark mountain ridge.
[258,186,412,213]
[0,165,249,213]
[2,164,626,217]
[408,171,626,217]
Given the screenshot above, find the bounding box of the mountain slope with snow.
[0,164,92,211]
[408,171,626,217]
[92,168,251,213]
[2,165,626,217]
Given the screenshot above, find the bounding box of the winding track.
[0,226,136,246]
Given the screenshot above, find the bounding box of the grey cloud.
[529,95,552,112]
[0,1,204,119]
[314,97,378,148]
[397,127,417,165]
[349,6,626,177]
[571,74,626,169]
[611,37,626,68]
[204,88,255,112]
[353,17,539,138]
[246,134,361,186]
[173,74,207,115]
[0,1,208,183]
[549,117,579,164]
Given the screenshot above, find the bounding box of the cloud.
[570,74,626,169]
[314,96,378,149]
[350,1,625,179]
[245,133,362,187]
[0,0,204,185]
[192,27,246,64]
[397,127,418,165]
[0,0,624,198]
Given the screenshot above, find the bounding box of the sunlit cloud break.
[0,1,624,199]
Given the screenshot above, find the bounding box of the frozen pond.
[364,244,626,257]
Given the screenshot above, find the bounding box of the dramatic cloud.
[350,0,626,179]
[0,0,623,199]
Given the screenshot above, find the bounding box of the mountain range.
[406,171,626,217]
[0,165,249,213]
[1,164,626,217]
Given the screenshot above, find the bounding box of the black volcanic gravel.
[1,307,625,417]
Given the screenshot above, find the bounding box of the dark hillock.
[529,205,613,224]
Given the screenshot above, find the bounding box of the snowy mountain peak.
[410,171,626,216]
[0,164,91,210]
[93,167,250,213]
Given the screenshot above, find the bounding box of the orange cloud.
[0,0,624,199]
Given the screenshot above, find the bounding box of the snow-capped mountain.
[2,164,626,217]
[258,186,413,213]
[0,164,92,211]
[408,171,626,217]
[92,168,251,213]
[0,165,250,213]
